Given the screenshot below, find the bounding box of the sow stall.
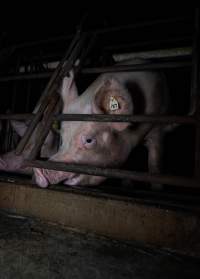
[0,9,199,278]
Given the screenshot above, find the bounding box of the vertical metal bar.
[74,32,97,75]
[25,80,31,112]
[11,56,21,112]
[190,9,200,177]
[190,9,200,114]
[15,30,85,156]
[34,29,81,108]
[11,82,17,112]
[28,98,62,160]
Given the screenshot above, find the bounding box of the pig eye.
[81,135,96,148]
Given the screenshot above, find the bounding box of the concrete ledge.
[0,181,200,257]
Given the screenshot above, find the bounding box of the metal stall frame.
[0,11,199,190]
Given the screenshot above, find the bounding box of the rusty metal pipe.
[82,61,191,74]
[55,114,197,124]
[0,60,191,82]
[0,114,33,120]
[104,36,192,52]
[26,160,199,188]
[0,113,197,125]
[28,98,62,160]
[95,16,190,35]
[15,31,85,156]
[0,72,52,82]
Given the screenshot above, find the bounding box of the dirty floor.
[0,212,199,279]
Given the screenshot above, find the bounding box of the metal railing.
[0,10,199,190]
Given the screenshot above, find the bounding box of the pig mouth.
[63,174,82,185]
[33,168,50,188]
[33,168,81,188]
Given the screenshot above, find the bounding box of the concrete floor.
[0,213,199,279]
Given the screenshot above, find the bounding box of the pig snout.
[33,167,75,188]
[33,167,105,188]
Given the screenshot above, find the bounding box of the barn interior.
[0,7,199,278]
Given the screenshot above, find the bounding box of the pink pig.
[34,66,169,187]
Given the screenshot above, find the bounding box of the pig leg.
[146,127,164,190]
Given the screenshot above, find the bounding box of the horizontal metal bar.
[56,114,197,124]
[3,17,189,53]
[0,60,191,82]
[0,114,33,120]
[82,61,191,74]
[26,160,200,188]
[0,72,52,82]
[104,36,192,52]
[95,16,190,35]
[113,47,192,62]
[1,35,72,52]
[0,114,197,124]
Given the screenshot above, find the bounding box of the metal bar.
[190,9,200,114]
[74,32,97,75]
[0,114,33,120]
[104,36,192,52]
[113,47,192,62]
[0,35,72,53]
[28,98,62,160]
[26,160,199,188]
[82,61,191,74]
[15,85,55,155]
[25,83,31,112]
[35,30,82,107]
[55,114,197,125]
[195,126,200,177]
[190,9,200,178]
[23,21,90,160]
[11,82,17,111]
[0,113,197,125]
[0,60,191,82]
[15,30,85,156]
[0,72,52,82]
[1,16,189,53]
[94,16,190,35]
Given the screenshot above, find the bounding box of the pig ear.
[61,71,78,112]
[10,120,28,137]
[92,78,133,131]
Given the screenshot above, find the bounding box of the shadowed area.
[0,213,199,279]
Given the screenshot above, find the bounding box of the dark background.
[0,8,194,46]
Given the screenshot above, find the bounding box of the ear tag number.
[110,96,119,111]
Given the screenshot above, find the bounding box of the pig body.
[34,65,169,187]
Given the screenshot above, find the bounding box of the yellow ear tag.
[52,120,60,132]
[110,96,119,111]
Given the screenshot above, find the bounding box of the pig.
[0,119,59,175]
[33,63,169,188]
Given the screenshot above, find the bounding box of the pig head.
[33,68,168,188]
